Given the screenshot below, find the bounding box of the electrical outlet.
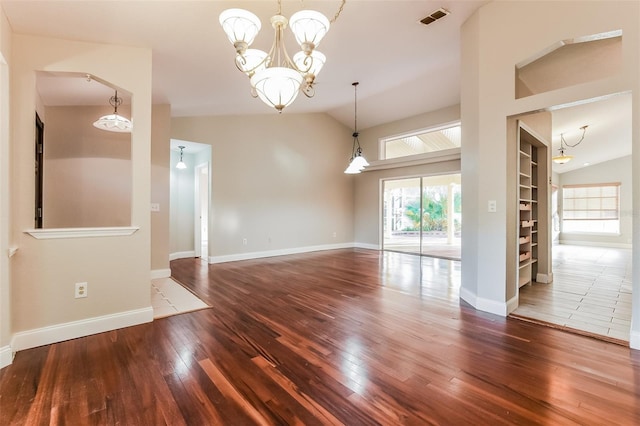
[150,203,160,212]
[75,282,88,298]
[242,238,247,245]
[332,232,337,238]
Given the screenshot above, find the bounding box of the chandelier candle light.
[344,82,369,174]
[219,0,345,113]
[93,90,133,133]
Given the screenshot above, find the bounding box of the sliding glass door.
[383,178,422,254]
[382,174,461,260]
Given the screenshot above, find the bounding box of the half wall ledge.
[24,226,140,240]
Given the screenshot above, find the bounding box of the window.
[381,123,460,160]
[562,183,620,234]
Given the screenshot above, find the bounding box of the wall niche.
[36,71,133,228]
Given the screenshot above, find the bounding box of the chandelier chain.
[297,0,346,23]
[330,0,346,23]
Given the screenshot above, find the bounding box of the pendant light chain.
[560,125,588,148]
[353,81,359,137]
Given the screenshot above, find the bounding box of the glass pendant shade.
[236,49,269,76]
[289,10,330,48]
[552,154,573,164]
[93,114,132,133]
[219,9,261,48]
[350,154,369,170]
[344,160,362,174]
[293,50,326,77]
[250,67,303,112]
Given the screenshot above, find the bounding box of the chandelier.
[93,90,133,133]
[344,82,369,174]
[219,0,345,113]
[552,125,588,164]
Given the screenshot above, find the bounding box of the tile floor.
[513,244,632,342]
[151,277,209,319]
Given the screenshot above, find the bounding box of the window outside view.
[383,174,461,260]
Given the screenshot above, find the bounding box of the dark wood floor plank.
[2,249,639,425]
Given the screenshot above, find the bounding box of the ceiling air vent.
[420,8,450,26]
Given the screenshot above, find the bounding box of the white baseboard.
[459,286,477,310]
[209,243,355,264]
[475,296,508,317]
[170,251,195,261]
[506,295,519,315]
[11,307,154,352]
[150,268,171,279]
[354,242,380,250]
[559,240,632,249]
[630,329,640,350]
[0,345,13,369]
[536,273,553,284]
[459,286,508,317]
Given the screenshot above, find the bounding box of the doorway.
[511,93,633,343]
[195,162,209,261]
[382,174,461,260]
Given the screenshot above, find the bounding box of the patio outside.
[383,174,461,260]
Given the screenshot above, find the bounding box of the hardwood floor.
[1,249,639,424]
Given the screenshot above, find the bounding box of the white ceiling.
[2,0,631,172]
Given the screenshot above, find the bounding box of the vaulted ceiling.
[2,1,631,173]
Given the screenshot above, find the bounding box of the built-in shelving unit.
[508,119,551,307]
[518,137,539,287]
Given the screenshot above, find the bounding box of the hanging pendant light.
[93,90,132,133]
[552,125,588,164]
[176,146,187,169]
[219,0,346,113]
[344,82,369,174]
[552,146,573,164]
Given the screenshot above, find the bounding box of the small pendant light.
[176,146,187,169]
[93,90,133,133]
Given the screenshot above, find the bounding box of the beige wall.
[9,34,152,342]
[460,0,640,345]
[171,113,354,259]
[354,105,461,246]
[0,6,12,362]
[558,155,632,247]
[43,105,132,228]
[151,105,171,272]
[170,149,196,256]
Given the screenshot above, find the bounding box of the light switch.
[150,203,160,212]
[488,200,497,212]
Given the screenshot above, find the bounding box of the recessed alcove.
[35,71,133,229]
